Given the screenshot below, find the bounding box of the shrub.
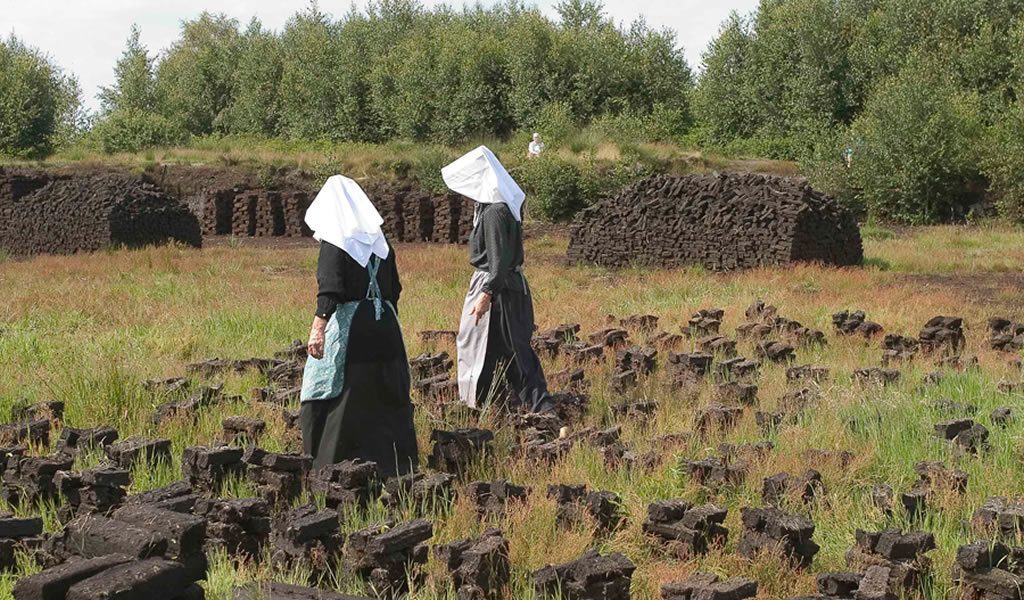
[410,146,457,195]
[982,102,1024,222]
[516,154,589,222]
[0,36,81,158]
[90,109,186,154]
[533,101,576,148]
[839,56,985,224]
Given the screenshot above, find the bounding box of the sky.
[5,0,761,114]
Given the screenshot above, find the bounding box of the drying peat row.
[4,300,1024,598]
[0,166,477,257]
[3,166,863,271]
[0,170,202,256]
[567,173,864,270]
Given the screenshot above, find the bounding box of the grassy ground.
[1,225,1023,598]
[1,135,799,181]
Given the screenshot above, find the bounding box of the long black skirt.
[300,305,419,476]
[474,283,553,413]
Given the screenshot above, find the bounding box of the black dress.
[299,241,419,476]
[469,203,553,412]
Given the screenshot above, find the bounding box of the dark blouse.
[469,203,525,296]
[315,241,402,319]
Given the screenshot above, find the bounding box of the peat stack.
[567,173,862,270]
[0,172,201,256]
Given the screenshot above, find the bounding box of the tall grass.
[0,227,1023,597]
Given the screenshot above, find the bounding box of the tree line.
[3,0,1024,223]
[1,0,690,154]
[695,0,1024,223]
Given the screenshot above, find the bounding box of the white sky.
[5,0,761,114]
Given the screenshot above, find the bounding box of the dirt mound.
[567,173,863,270]
[0,169,201,256]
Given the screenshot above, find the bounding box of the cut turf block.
[54,514,168,560]
[642,500,728,558]
[270,504,343,578]
[428,428,494,474]
[65,557,196,600]
[13,553,133,600]
[661,571,757,600]
[737,507,819,568]
[105,437,172,469]
[112,504,206,561]
[434,529,510,600]
[194,497,271,558]
[307,459,381,510]
[343,519,432,596]
[123,481,198,514]
[533,549,635,600]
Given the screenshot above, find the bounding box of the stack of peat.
[223,189,311,238]
[567,173,863,270]
[0,171,201,256]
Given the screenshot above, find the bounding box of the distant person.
[300,175,418,476]
[844,147,854,168]
[442,146,554,413]
[527,132,545,159]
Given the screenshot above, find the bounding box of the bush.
[410,146,457,195]
[90,110,186,154]
[516,155,590,222]
[982,103,1024,222]
[800,125,863,216]
[840,56,985,224]
[0,36,81,158]
[532,101,577,147]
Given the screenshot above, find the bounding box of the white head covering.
[441,145,526,222]
[304,175,390,267]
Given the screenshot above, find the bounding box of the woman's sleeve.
[315,242,345,319]
[481,207,513,295]
[389,248,402,313]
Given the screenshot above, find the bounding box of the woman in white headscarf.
[299,175,418,475]
[443,146,553,413]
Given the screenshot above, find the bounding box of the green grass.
[0,227,1023,597]
[1,133,799,183]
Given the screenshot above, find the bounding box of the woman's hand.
[470,292,492,325]
[308,316,328,359]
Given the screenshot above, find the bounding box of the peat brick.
[738,507,819,568]
[343,519,432,597]
[533,549,635,600]
[661,571,757,600]
[435,529,510,600]
[112,504,206,561]
[428,428,494,474]
[105,437,172,470]
[307,459,381,510]
[465,480,529,518]
[65,557,196,600]
[12,553,133,600]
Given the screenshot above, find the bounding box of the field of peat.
[1,226,1024,599]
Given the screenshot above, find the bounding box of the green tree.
[278,4,343,140]
[222,18,283,136]
[98,24,158,115]
[155,12,242,135]
[555,0,606,29]
[92,25,182,153]
[504,10,556,128]
[693,13,757,145]
[0,36,81,157]
[841,55,984,223]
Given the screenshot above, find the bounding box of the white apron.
[457,271,491,408]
